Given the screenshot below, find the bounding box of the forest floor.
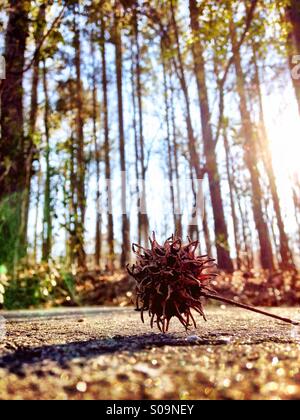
[0,306,300,400]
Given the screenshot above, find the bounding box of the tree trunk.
[263,195,279,267]
[252,44,295,270]
[73,3,86,269]
[170,1,203,245]
[167,9,204,247]
[235,186,253,270]
[33,167,42,265]
[286,0,300,115]
[114,4,130,268]
[188,0,233,272]
[69,132,77,267]
[0,0,30,267]
[223,132,242,270]
[170,78,183,237]
[100,10,115,270]
[21,3,46,252]
[162,42,178,235]
[133,3,149,246]
[202,198,212,256]
[91,31,102,268]
[292,182,300,248]
[229,17,274,271]
[170,3,202,180]
[131,42,142,244]
[188,164,200,243]
[42,61,52,262]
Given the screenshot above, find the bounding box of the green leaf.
[0,265,7,276]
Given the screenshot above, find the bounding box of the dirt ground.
[0,306,300,400]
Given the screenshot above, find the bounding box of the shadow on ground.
[0,332,232,375]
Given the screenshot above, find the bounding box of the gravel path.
[0,306,300,400]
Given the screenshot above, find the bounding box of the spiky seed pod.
[127,233,218,333]
[128,233,300,333]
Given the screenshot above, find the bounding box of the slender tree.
[223,132,242,270]
[21,3,46,251]
[73,1,86,268]
[69,131,77,266]
[114,1,130,268]
[168,4,203,243]
[33,166,42,264]
[100,8,115,269]
[131,41,142,244]
[202,198,212,256]
[42,60,52,262]
[169,75,183,237]
[189,0,233,272]
[162,41,180,236]
[132,2,149,246]
[252,43,295,270]
[91,30,102,268]
[229,12,274,271]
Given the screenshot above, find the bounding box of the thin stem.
[203,293,300,326]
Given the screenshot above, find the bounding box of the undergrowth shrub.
[3,263,78,309]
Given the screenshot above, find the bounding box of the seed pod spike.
[188,309,197,329]
[140,308,145,323]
